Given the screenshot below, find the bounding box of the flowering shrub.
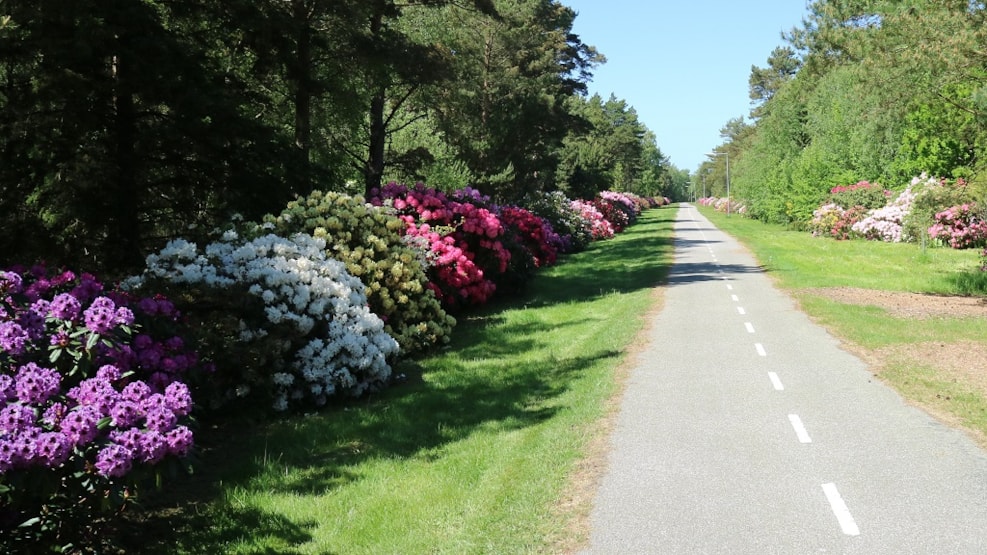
[127,232,399,412]
[523,191,593,253]
[852,186,917,242]
[928,203,987,249]
[570,200,615,240]
[1,266,201,553]
[499,206,563,268]
[597,191,640,230]
[902,174,980,243]
[808,203,844,238]
[267,191,455,355]
[829,181,890,210]
[370,182,512,309]
[591,195,631,233]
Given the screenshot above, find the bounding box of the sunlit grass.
[704,210,984,294]
[125,208,677,554]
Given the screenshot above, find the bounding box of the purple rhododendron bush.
[0,265,202,552]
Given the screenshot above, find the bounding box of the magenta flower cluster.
[371,183,539,308]
[929,203,987,249]
[0,266,200,480]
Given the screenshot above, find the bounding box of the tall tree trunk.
[290,0,313,197]
[365,90,387,196]
[364,6,387,197]
[110,51,142,273]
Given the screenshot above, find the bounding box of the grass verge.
[700,207,987,446]
[122,208,677,554]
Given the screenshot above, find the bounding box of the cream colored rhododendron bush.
[268,191,455,355]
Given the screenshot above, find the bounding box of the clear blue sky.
[563,1,809,173]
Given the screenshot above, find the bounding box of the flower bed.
[1,266,202,552]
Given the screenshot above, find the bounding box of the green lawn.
[124,208,677,554]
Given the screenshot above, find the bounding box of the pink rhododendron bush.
[0,266,202,552]
[928,203,987,249]
[570,199,615,240]
[267,191,455,355]
[851,186,917,242]
[126,231,399,413]
[697,196,746,214]
[594,191,640,232]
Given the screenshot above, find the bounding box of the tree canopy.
[700,0,987,225]
[0,0,675,275]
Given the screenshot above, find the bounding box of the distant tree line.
[696,0,987,224]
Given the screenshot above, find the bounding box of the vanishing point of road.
[580,203,987,554]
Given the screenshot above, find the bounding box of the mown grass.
[122,208,676,554]
[700,207,987,445]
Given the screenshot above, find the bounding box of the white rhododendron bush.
[126,231,399,412]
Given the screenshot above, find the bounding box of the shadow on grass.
[519,210,677,307]
[946,267,987,296]
[120,208,677,553]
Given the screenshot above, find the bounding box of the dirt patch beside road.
[800,286,987,320]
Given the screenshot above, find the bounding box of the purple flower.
[0,437,19,472]
[70,273,103,304]
[121,381,151,403]
[17,306,46,340]
[49,330,71,348]
[0,321,29,355]
[34,431,72,466]
[1,403,37,434]
[143,406,177,433]
[95,443,133,477]
[0,374,14,402]
[165,425,193,456]
[14,362,61,404]
[49,292,82,320]
[164,382,193,416]
[67,377,118,415]
[58,406,101,446]
[42,402,67,427]
[111,428,168,464]
[83,296,117,334]
[137,297,159,315]
[0,271,23,294]
[136,430,168,464]
[109,400,141,428]
[115,307,135,326]
[96,364,122,382]
[0,432,36,472]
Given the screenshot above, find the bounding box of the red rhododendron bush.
[370,183,569,309]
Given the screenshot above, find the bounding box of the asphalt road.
[580,204,987,554]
